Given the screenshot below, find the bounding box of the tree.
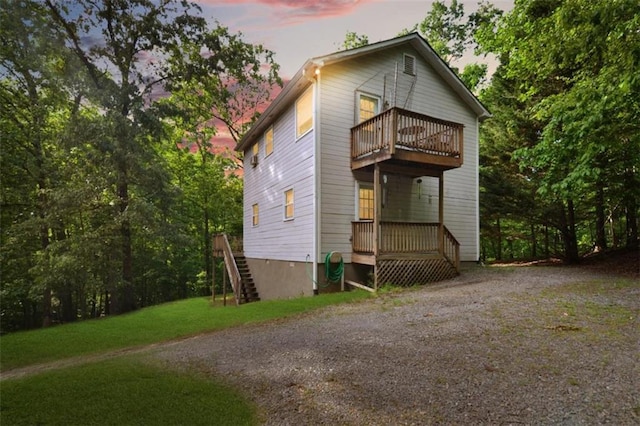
[339,31,369,50]
[158,23,280,295]
[44,0,280,314]
[1,0,281,330]
[0,0,83,326]
[411,1,503,91]
[478,0,640,261]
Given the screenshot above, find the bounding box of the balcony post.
[438,172,444,255]
[374,163,381,258]
[390,108,398,155]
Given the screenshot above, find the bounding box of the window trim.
[356,92,381,124]
[264,125,274,157]
[284,188,294,221]
[295,86,313,139]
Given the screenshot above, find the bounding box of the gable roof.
[237,32,491,152]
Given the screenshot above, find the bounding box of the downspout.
[315,69,322,296]
[304,64,321,295]
[475,119,480,262]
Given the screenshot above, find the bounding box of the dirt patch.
[152,260,639,425]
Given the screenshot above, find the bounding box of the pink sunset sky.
[194,0,514,79]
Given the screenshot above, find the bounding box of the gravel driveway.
[154,264,639,425]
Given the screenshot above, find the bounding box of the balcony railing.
[351,107,463,164]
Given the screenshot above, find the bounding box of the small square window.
[284,188,294,220]
[252,204,259,227]
[265,126,274,157]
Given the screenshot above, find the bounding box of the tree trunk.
[626,196,638,249]
[544,225,550,258]
[204,209,211,295]
[496,218,502,260]
[561,199,580,263]
[530,223,537,258]
[118,176,136,314]
[595,185,607,251]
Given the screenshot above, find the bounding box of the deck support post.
[438,172,445,256]
[212,236,216,303]
[374,163,381,290]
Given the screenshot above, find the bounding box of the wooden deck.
[351,221,460,286]
[351,107,464,172]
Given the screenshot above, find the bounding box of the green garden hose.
[324,251,344,283]
[306,252,344,289]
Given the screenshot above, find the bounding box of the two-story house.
[220,33,490,301]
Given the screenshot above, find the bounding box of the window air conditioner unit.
[250,156,258,167]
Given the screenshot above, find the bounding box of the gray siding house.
[229,33,489,300]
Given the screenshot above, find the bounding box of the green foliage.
[0,0,280,330]
[417,0,468,63]
[478,0,640,261]
[339,31,369,50]
[0,356,257,425]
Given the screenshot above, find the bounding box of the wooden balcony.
[351,107,464,174]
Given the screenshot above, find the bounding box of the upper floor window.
[284,188,294,220]
[252,141,259,157]
[358,93,380,124]
[264,126,274,157]
[296,87,313,138]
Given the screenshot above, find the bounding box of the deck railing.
[351,221,374,253]
[380,222,440,253]
[351,107,463,160]
[443,226,461,270]
[213,233,242,305]
[352,221,459,269]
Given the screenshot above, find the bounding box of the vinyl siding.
[318,46,480,262]
[243,95,316,262]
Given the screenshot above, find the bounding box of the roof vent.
[403,54,416,76]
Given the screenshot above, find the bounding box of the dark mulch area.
[580,247,639,278]
[491,247,639,279]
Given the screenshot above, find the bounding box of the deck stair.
[234,255,260,303]
[213,234,260,305]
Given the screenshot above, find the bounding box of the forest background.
[1,0,638,333]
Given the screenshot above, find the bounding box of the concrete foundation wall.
[246,257,374,300]
[246,258,315,300]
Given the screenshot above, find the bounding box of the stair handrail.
[217,233,243,306]
[442,225,460,271]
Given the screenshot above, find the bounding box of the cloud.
[197,0,369,23]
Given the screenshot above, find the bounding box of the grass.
[1,290,371,372]
[0,356,257,425]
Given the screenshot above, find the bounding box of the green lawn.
[0,356,257,425]
[0,291,371,425]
